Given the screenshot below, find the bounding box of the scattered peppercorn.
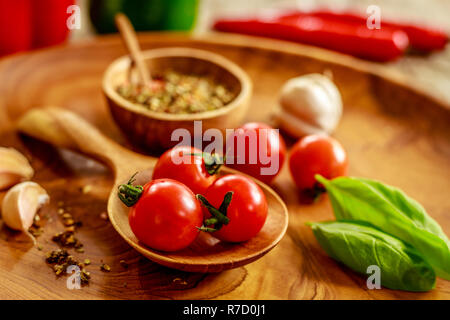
[46,249,69,264]
[81,185,92,194]
[100,263,111,272]
[65,226,75,233]
[62,213,72,219]
[38,202,95,286]
[64,219,75,226]
[119,260,128,269]
[28,214,44,237]
[52,230,83,249]
[80,269,91,284]
[45,249,90,285]
[29,225,43,237]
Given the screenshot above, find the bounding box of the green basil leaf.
[316,175,450,280]
[308,221,436,292]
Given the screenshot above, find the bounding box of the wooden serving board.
[0,33,449,300]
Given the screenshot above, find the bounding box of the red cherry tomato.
[202,174,268,242]
[289,135,348,191]
[128,179,203,252]
[225,123,286,184]
[153,146,217,195]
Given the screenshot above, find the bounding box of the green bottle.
[163,0,198,30]
[89,0,198,34]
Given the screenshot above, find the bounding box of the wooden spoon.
[17,107,289,272]
[115,13,152,86]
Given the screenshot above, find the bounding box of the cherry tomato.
[153,146,217,195]
[201,174,268,242]
[289,135,348,191]
[128,178,203,252]
[225,123,286,184]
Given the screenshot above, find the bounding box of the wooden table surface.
[0,33,449,300]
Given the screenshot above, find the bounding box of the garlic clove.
[0,148,34,190]
[278,73,343,138]
[274,109,328,137]
[307,74,343,114]
[280,77,324,121]
[1,181,49,231]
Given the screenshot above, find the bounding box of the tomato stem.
[203,153,224,175]
[303,182,327,200]
[204,217,219,226]
[196,194,231,225]
[196,192,234,233]
[196,226,217,233]
[218,191,233,214]
[118,172,144,207]
[186,152,224,175]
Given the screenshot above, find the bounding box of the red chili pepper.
[214,13,409,62]
[308,10,448,52]
[0,0,32,56]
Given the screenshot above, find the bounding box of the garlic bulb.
[0,147,34,190]
[1,181,49,234]
[275,73,343,138]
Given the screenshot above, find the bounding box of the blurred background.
[0,0,449,103]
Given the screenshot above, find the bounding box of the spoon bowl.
[110,168,288,272]
[18,108,288,272]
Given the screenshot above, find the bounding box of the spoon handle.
[115,13,151,87]
[17,107,152,173]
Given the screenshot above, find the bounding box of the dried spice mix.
[116,71,235,114]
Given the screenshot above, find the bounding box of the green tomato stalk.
[118,172,143,207]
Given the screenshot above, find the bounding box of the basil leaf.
[309,221,436,292]
[316,175,450,280]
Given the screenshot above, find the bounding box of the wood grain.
[0,33,449,299]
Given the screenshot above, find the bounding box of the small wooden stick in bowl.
[115,13,152,87]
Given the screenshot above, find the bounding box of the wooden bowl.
[102,47,252,151]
